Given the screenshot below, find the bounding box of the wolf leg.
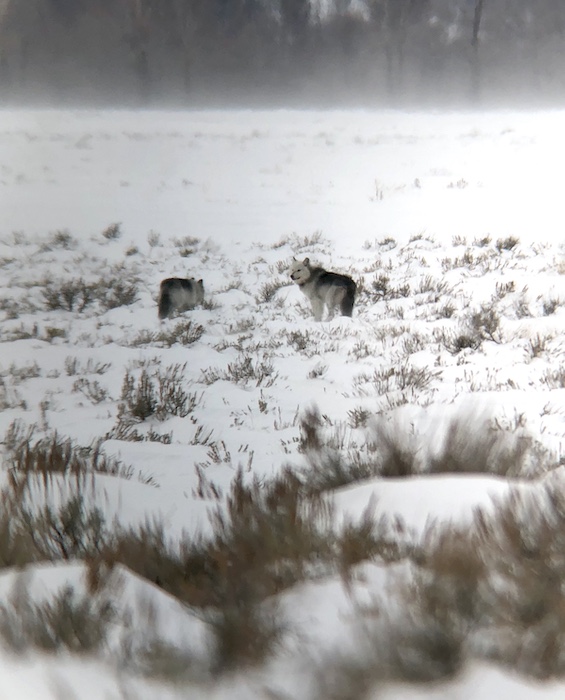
[340,286,355,317]
[158,291,173,319]
[311,298,324,321]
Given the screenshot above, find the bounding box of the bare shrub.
[337,506,404,582]
[98,470,329,669]
[208,599,284,672]
[378,236,397,248]
[434,304,502,354]
[308,362,328,379]
[442,249,480,272]
[0,580,116,655]
[43,279,96,312]
[404,485,565,680]
[542,368,565,389]
[42,272,138,313]
[116,364,202,425]
[287,329,311,352]
[45,326,66,341]
[72,377,110,403]
[370,274,410,301]
[1,323,39,342]
[8,431,90,479]
[3,361,41,381]
[514,293,532,318]
[468,305,502,343]
[416,526,486,623]
[172,235,200,258]
[542,297,561,316]
[147,231,161,247]
[0,429,368,672]
[292,230,323,249]
[525,334,552,360]
[434,328,482,355]
[5,429,148,487]
[119,369,157,421]
[349,340,373,360]
[437,302,455,318]
[496,236,519,252]
[413,275,450,297]
[156,364,202,418]
[494,280,516,299]
[297,408,377,491]
[21,496,107,561]
[201,353,278,388]
[156,319,205,347]
[296,405,553,486]
[354,363,437,397]
[40,229,76,251]
[130,320,204,349]
[99,276,138,310]
[64,356,112,376]
[347,406,371,429]
[313,478,565,690]
[373,412,551,479]
[101,222,122,240]
[256,279,287,303]
[105,420,173,445]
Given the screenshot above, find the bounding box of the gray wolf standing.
[158,278,204,319]
[289,258,356,321]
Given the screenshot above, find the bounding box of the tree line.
[1,0,565,107]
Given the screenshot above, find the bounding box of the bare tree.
[121,0,152,102]
[280,0,311,44]
[471,0,484,99]
[369,0,429,100]
[0,0,40,94]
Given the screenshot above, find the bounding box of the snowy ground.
[0,108,565,697]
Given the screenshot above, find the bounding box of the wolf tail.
[158,288,172,320]
[340,280,357,317]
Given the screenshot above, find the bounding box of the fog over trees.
[1,0,565,107]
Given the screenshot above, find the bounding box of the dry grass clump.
[297,407,554,485]
[313,481,565,694]
[298,408,378,491]
[201,352,278,388]
[101,222,122,240]
[129,319,205,348]
[43,278,97,312]
[1,406,564,685]
[407,484,565,680]
[256,278,288,304]
[114,364,201,423]
[42,270,139,313]
[96,466,399,671]
[0,581,116,655]
[4,422,150,484]
[386,414,550,480]
[0,422,403,674]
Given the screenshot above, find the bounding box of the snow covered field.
[1,108,565,698]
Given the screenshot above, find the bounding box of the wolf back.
[158,277,204,319]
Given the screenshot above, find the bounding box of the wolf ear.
[303,257,310,265]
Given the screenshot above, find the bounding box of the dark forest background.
[2,0,565,107]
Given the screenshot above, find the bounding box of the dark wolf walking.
[289,257,356,321]
[158,277,204,320]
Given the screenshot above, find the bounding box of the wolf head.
[289,257,312,286]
